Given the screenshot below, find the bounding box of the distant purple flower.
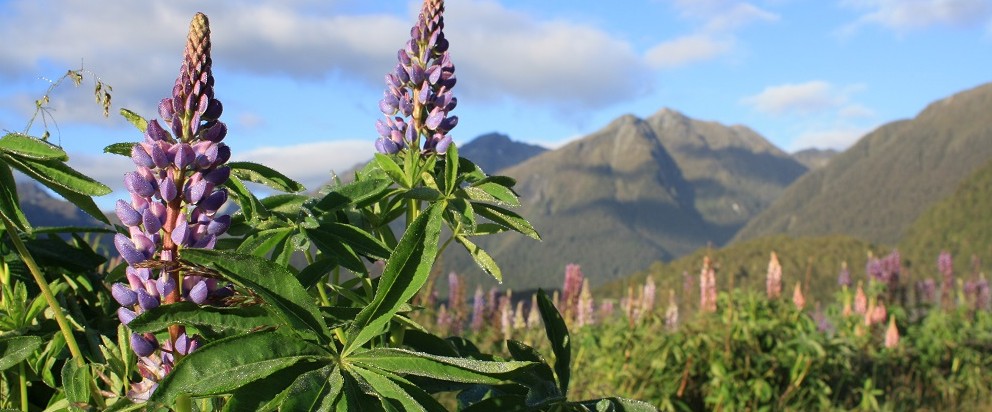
[562,263,584,319]
[470,286,485,333]
[374,0,458,154]
[917,278,937,305]
[664,289,678,331]
[939,251,954,309]
[838,262,851,288]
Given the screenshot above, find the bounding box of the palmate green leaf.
[119,108,148,132]
[260,193,309,216]
[313,177,392,212]
[271,364,344,412]
[343,202,443,355]
[464,182,520,207]
[307,228,368,276]
[0,163,29,232]
[348,365,447,412]
[537,289,571,396]
[2,153,111,224]
[103,142,136,157]
[310,222,391,261]
[506,340,556,385]
[349,347,535,385]
[374,153,409,188]
[181,249,334,344]
[237,227,294,257]
[222,361,328,412]
[0,335,42,371]
[150,331,332,405]
[443,143,458,196]
[456,235,501,283]
[0,133,67,161]
[229,161,306,193]
[298,258,339,289]
[473,202,539,240]
[225,175,270,222]
[61,359,91,407]
[128,302,283,334]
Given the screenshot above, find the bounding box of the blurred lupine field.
[412,251,992,411]
[1,1,990,411]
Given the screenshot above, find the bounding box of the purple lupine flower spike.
[375,0,457,154]
[113,12,233,402]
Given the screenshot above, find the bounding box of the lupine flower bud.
[854,281,867,314]
[189,280,209,305]
[116,200,142,227]
[124,172,155,198]
[792,281,806,310]
[527,293,541,328]
[664,289,678,331]
[838,261,851,287]
[470,286,485,333]
[115,234,146,266]
[118,307,138,325]
[131,333,158,357]
[137,288,160,311]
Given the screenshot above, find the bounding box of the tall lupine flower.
[917,278,937,305]
[446,272,465,334]
[884,315,900,349]
[470,285,485,333]
[976,276,990,311]
[939,251,954,310]
[599,299,616,321]
[498,291,512,340]
[375,0,457,154]
[561,263,584,321]
[513,300,526,330]
[854,281,868,315]
[640,276,657,318]
[112,13,231,401]
[436,304,451,333]
[576,278,595,328]
[664,289,679,331]
[838,261,851,288]
[792,281,806,310]
[527,293,541,328]
[699,257,717,313]
[766,251,782,299]
[870,300,887,326]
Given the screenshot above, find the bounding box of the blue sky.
[1,0,990,208]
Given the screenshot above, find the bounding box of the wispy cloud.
[840,0,992,33]
[790,126,872,151]
[646,0,779,68]
[742,81,863,116]
[235,140,372,191]
[645,35,734,69]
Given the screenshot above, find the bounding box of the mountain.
[792,148,838,170]
[444,109,807,289]
[459,132,547,173]
[734,83,992,245]
[900,157,992,279]
[16,182,106,228]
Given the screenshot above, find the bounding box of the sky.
[1,0,990,209]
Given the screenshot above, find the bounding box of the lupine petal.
[207,214,231,236]
[124,172,155,198]
[131,333,158,357]
[174,143,194,170]
[202,121,227,142]
[116,200,142,227]
[157,275,176,298]
[112,283,138,307]
[189,281,209,305]
[118,307,138,325]
[115,234,145,266]
[171,218,190,247]
[136,288,160,311]
[131,145,154,168]
[149,143,170,169]
[142,209,162,234]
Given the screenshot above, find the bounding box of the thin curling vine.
[111,12,232,401]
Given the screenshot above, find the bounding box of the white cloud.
[838,103,875,119]
[742,81,847,116]
[650,1,778,68]
[444,0,652,109]
[841,0,992,32]
[645,35,734,69]
[235,140,372,190]
[790,126,871,151]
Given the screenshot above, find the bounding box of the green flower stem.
[19,362,27,412]
[0,213,85,366]
[306,248,331,307]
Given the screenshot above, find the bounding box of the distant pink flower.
[766,252,782,299]
[700,257,717,313]
[870,301,887,325]
[792,282,806,310]
[664,289,679,331]
[576,278,595,328]
[640,276,656,318]
[884,316,900,349]
[562,263,584,320]
[527,293,541,328]
[470,286,484,333]
[854,282,867,314]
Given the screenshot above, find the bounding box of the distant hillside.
[735,82,992,245]
[900,158,992,279]
[459,132,547,173]
[16,182,106,228]
[792,148,837,170]
[597,234,883,309]
[444,109,806,290]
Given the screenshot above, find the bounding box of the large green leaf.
[222,361,326,412]
[25,237,106,273]
[181,249,333,344]
[128,302,283,335]
[348,365,446,412]
[343,202,443,355]
[309,222,391,261]
[349,347,535,385]
[150,331,332,405]
[228,161,306,193]
[61,359,91,407]
[103,142,136,157]
[237,227,294,258]
[224,176,270,222]
[443,143,458,196]
[312,177,392,212]
[464,182,520,207]
[537,289,571,396]
[373,153,409,188]
[275,364,344,412]
[2,153,111,224]
[0,163,29,232]
[0,133,67,161]
[0,335,42,371]
[473,202,539,240]
[307,229,368,276]
[455,235,501,283]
